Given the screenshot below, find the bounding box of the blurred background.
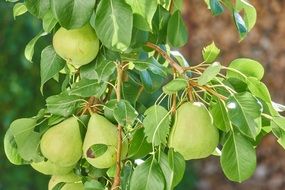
[0,0,284,190]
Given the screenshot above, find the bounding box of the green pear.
[48,172,84,190]
[40,117,82,167]
[83,114,128,169]
[53,24,100,68]
[31,160,74,175]
[168,102,219,160]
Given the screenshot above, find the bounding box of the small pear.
[40,117,82,167]
[48,172,84,190]
[83,114,128,169]
[53,24,99,68]
[168,102,219,160]
[31,160,74,175]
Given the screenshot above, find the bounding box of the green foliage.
[2,0,285,190]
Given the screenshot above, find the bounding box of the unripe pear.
[168,102,219,160]
[48,172,84,190]
[40,117,82,167]
[83,114,128,169]
[53,24,100,68]
[31,160,74,175]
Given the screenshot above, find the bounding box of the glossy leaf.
[271,116,285,149]
[128,128,152,159]
[25,0,50,18]
[167,10,188,48]
[42,10,57,32]
[68,79,107,98]
[247,77,271,103]
[209,0,224,16]
[221,132,256,182]
[227,58,264,81]
[202,41,220,63]
[198,62,221,85]
[94,0,133,51]
[226,92,262,139]
[233,11,247,38]
[40,45,65,93]
[168,149,185,188]
[51,0,96,29]
[113,100,138,126]
[13,3,27,19]
[236,0,257,32]
[24,31,48,62]
[46,94,83,117]
[130,157,165,190]
[162,78,188,95]
[210,98,231,132]
[126,0,158,31]
[143,105,171,146]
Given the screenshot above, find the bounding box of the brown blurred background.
[181,1,285,190]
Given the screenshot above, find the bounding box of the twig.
[145,42,184,74]
[169,0,175,14]
[188,80,227,101]
[79,96,96,116]
[111,63,123,190]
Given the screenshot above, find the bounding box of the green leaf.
[46,94,83,117]
[25,0,50,18]
[162,78,188,95]
[202,42,220,63]
[247,77,271,103]
[227,58,264,81]
[7,118,42,162]
[233,11,247,39]
[226,92,262,139]
[24,31,48,62]
[167,10,188,48]
[143,105,171,146]
[94,0,133,51]
[198,62,221,85]
[80,60,116,82]
[42,10,58,32]
[134,58,168,77]
[88,144,108,158]
[271,116,285,149]
[236,0,257,32]
[130,157,165,190]
[221,132,256,182]
[51,0,96,29]
[168,149,185,188]
[159,152,172,190]
[210,97,231,132]
[68,79,107,98]
[84,180,105,190]
[128,128,152,159]
[126,0,158,31]
[52,182,65,190]
[40,45,65,93]
[4,128,28,165]
[139,70,165,93]
[121,162,133,190]
[13,3,27,19]
[113,100,138,126]
[159,150,185,190]
[209,0,224,16]
[151,5,170,44]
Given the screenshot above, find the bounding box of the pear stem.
[112,63,123,190]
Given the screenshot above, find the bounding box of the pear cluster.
[30,114,127,189]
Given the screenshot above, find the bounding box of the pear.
[53,24,100,68]
[40,117,82,167]
[168,102,219,160]
[31,160,74,175]
[83,114,128,169]
[48,172,84,190]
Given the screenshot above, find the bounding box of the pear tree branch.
[111,63,123,190]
